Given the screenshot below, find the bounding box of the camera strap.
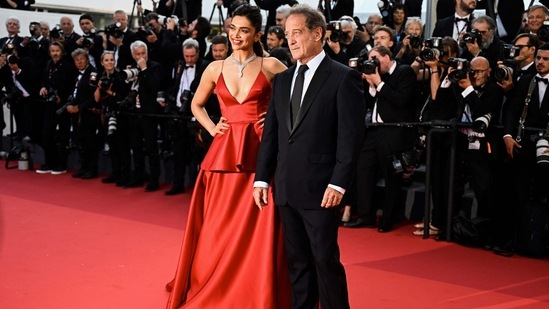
[517,77,537,143]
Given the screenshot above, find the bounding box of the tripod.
[129,0,146,27]
[208,2,225,25]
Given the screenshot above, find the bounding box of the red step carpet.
[1,167,548,309]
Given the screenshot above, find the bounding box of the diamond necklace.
[230,53,257,78]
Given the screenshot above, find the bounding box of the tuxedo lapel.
[291,57,331,134]
[283,66,296,133]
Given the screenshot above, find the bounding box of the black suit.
[129,60,165,184]
[255,54,365,309]
[319,0,354,22]
[356,63,417,227]
[432,14,473,39]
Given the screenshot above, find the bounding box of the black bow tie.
[185,65,194,69]
[535,76,548,84]
[455,17,469,22]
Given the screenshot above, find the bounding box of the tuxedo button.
[288,139,294,144]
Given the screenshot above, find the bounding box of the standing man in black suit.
[344,45,417,232]
[253,4,364,309]
[317,0,353,22]
[432,0,477,40]
[126,40,165,192]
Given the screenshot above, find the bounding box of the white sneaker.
[51,168,67,175]
[36,165,53,174]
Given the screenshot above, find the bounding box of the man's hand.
[253,187,268,210]
[321,187,343,208]
[504,136,521,158]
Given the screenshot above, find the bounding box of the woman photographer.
[94,51,131,186]
[395,17,424,65]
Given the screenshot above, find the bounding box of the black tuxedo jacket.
[136,60,165,115]
[73,65,99,112]
[432,15,473,39]
[255,55,365,209]
[0,35,24,54]
[364,63,417,150]
[504,74,549,137]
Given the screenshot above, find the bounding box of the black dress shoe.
[145,181,160,192]
[101,175,117,183]
[493,245,514,257]
[378,221,393,233]
[72,170,87,178]
[165,185,185,195]
[343,218,364,228]
[81,171,98,179]
[124,179,144,188]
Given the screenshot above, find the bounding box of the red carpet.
[1,167,548,309]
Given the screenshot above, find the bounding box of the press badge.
[468,140,480,150]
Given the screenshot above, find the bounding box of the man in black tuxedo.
[0,17,25,55]
[126,40,166,192]
[344,45,416,232]
[432,0,477,40]
[254,4,364,309]
[318,0,353,22]
[162,38,210,195]
[503,43,549,205]
[68,49,100,179]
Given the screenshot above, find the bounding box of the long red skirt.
[166,170,291,309]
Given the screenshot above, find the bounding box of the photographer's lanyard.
[453,15,470,41]
[131,77,140,109]
[72,71,84,98]
[517,77,537,142]
[177,65,194,107]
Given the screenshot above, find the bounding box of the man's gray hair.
[182,38,199,51]
[130,40,148,54]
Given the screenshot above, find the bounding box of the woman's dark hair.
[233,4,264,56]
[193,16,212,39]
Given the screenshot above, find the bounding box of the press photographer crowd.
[1,0,549,258]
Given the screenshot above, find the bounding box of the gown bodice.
[200,71,272,172]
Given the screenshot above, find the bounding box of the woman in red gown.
[166,5,291,309]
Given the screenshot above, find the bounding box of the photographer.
[412,37,463,236]
[324,16,367,66]
[461,16,503,71]
[161,38,209,195]
[76,14,104,71]
[525,4,549,41]
[344,46,416,232]
[125,40,166,192]
[395,17,424,65]
[432,0,476,41]
[503,43,549,212]
[68,49,101,180]
[35,41,75,175]
[20,21,49,73]
[94,51,132,186]
[0,17,25,55]
[497,34,539,95]
[56,17,82,63]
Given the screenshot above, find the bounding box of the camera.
[3,86,22,104]
[362,56,380,75]
[50,25,63,39]
[99,75,113,90]
[116,91,137,109]
[105,22,124,39]
[419,37,443,61]
[2,43,16,55]
[447,58,470,83]
[137,26,154,39]
[89,72,99,87]
[462,29,482,45]
[409,35,423,49]
[121,68,140,81]
[390,150,419,174]
[164,90,191,115]
[45,89,58,104]
[536,135,549,165]
[494,65,513,82]
[538,21,549,42]
[472,113,491,134]
[326,21,344,42]
[494,44,520,82]
[81,36,95,49]
[107,116,117,136]
[157,14,180,26]
[56,95,76,115]
[349,48,370,73]
[377,0,394,21]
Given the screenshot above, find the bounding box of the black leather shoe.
[124,179,144,188]
[378,221,393,233]
[145,181,160,192]
[101,175,117,183]
[81,171,98,179]
[165,185,185,195]
[72,170,87,178]
[343,218,364,228]
[493,245,514,257]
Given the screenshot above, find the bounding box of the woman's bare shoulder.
[262,57,288,79]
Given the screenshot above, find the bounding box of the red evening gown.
[166,69,291,309]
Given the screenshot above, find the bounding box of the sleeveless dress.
[166,67,291,309]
